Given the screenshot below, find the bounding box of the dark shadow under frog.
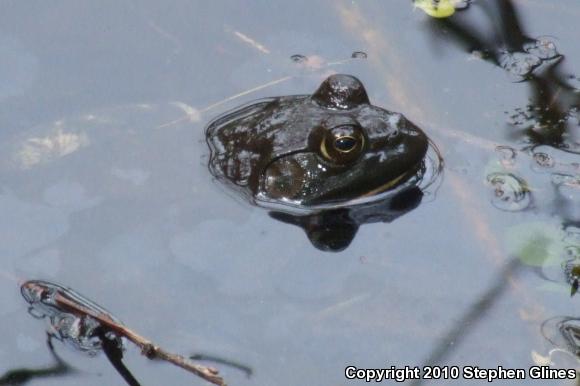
[206,74,438,251]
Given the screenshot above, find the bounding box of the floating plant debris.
[414,0,471,18]
[21,280,226,386]
[564,259,580,297]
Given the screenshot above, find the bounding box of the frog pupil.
[334,136,357,152]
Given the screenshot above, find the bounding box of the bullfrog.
[206,74,430,211]
[206,74,441,251]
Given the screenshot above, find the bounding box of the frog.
[206,74,440,251]
[206,74,430,210]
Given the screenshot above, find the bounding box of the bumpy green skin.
[206,74,428,209]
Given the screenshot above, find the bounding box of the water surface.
[1,1,579,385]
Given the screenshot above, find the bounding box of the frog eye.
[320,125,366,164]
[334,136,357,153]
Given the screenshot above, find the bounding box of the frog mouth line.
[260,150,423,201]
[359,166,421,198]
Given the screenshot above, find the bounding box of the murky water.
[1,1,579,385]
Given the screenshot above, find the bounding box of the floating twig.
[155,76,293,130]
[190,353,253,378]
[232,31,270,54]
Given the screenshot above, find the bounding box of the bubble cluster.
[21,280,124,356]
[523,37,560,60]
[499,37,560,80]
[499,50,542,79]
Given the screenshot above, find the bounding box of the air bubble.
[541,317,580,354]
[565,246,580,259]
[351,51,367,59]
[524,38,559,60]
[495,145,517,167]
[486,172,531,211]
[551,173,580,188]
[533,152,555,168]
[21,280,125,355]
[563,225,580,244]
[552,174,580,221]
[290,54,307,63]
[453,0,473,10]
[499,51,542,79]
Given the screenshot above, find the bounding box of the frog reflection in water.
[206,74,438,251]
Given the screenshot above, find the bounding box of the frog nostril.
[334,136,357,153]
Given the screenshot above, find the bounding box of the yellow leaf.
[414,0,456,18]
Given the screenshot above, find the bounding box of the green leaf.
[505,222,564,267]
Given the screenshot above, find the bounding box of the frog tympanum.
[206,74,439,251]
